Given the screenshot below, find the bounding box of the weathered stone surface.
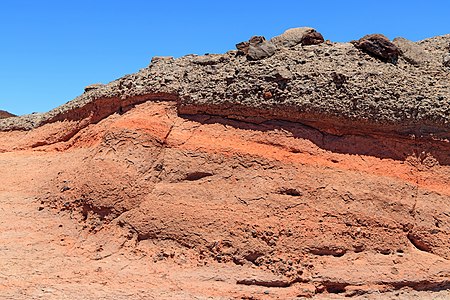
[301,30,325,45]
[1,29,450,300]
[246,36,276,60]
[393,37,433,65]
[444,53,450,67]
[235,41,250,55]
[1,31,449,141]
[84,83,105,93]
[352,34,401,64]
[270,66,293,81]
[191,54,228,66]
[150,56,174,64]
[270,27,324,47]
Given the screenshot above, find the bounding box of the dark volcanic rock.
[301,30,324,45]
[352,34,401,64]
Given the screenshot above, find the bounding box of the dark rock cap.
[352,34,401,64]
[1,29,449,138]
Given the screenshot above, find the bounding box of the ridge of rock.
[1,28,449,138]
[1,27,450,299]
[0,110,16,119]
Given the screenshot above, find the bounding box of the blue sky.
[1,0,449,115]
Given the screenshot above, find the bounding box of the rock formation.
[351,34,401,64]
[0,109,15,119]
[0,28,449,299]
[84,83,105,92]
[270,27,324,47]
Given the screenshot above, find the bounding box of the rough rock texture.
[84,83,105,92]
[236,35,277,61]
[352,34,401,64]
[0,109,15,119]
[0,28,450,299]
[1,30,449,140]
[444,54,450,67]
[393,37,435,66]
[270,27,324,47]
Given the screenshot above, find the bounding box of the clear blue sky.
[1,0,448,115]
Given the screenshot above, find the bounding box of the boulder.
[270,27,324,48]
[444,54,450,67]
[352,34,401,64]
[236,41,250,55]
[302,30,325,46]
[236,36,276,60]
[393,37,433,66]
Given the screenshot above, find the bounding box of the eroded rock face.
[27,100,450,297]
[2,31,449,138]
[352,33,401,64]
[1,29,450,299]
[1,32,450,142]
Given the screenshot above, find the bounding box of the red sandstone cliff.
[0,28,449,299]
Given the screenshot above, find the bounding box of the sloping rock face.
[0,110,15,119]
[0,28,449,298]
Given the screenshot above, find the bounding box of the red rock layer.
[1,101,447,296]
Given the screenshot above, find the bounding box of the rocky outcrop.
[236,35,277,60]
[0,110,15,119]
[270,27,324,47]
[1,29,449,142]
[27,99,449,298]
[393,37,434,65]
[236,27,325,60]
[84,83,105,92]
[352,34,401,64]
[1,28,450,299]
